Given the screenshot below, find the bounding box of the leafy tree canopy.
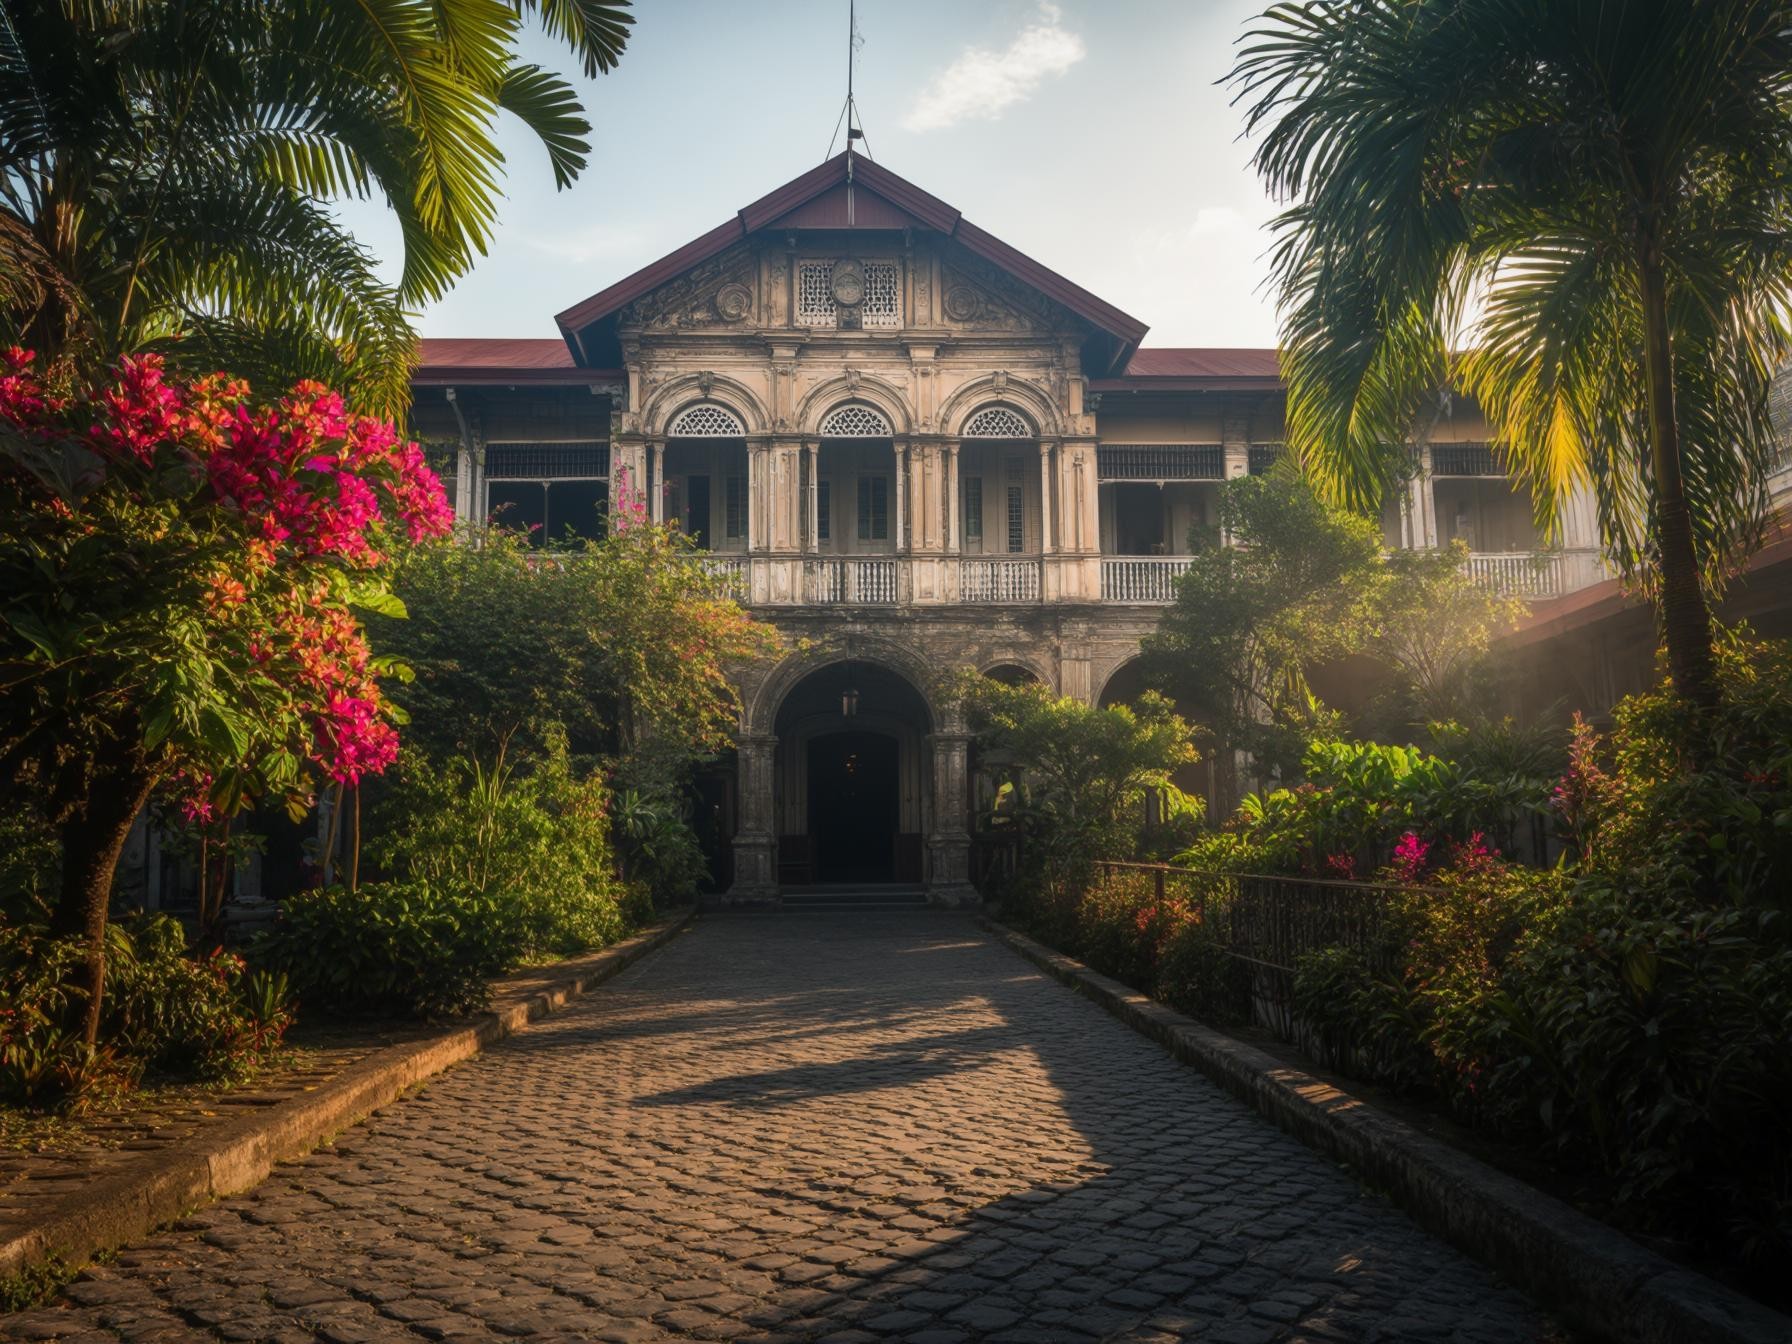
[1233,0,1792,709]
[372,522,779,771]
[960,673,1199,865]
[0,0,632,413]
[1142,474,1383,784]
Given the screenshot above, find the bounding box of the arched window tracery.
[668,403,746,437]
[962,406,1032,439]
[819,403,893,438]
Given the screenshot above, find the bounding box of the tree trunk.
[1637,245,1721,723]
[49,760,158,1048]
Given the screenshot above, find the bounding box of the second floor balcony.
[694,547,1611,609]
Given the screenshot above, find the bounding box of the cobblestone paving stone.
[4,913,1559,1343]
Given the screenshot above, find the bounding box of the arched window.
[963,406,1032,439]
[819,403,893,437]
[668,403,745,437]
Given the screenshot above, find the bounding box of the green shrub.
[0,916,290,1111]
[253,880,506,1018]
[1158,917,1248,1024]
[612,783,709,906]
[256,731,642,1020]
[369,734,630,959]
[1467,892,1792,1274]
[104,915,291,1081]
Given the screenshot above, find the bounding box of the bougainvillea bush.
[0,350,450,1050]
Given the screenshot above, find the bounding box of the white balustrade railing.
[804,557,900,604]
[1100,556,1196,603]
[1462,549,1606,599]
[959,558,1042,603]
[697,553,749,598]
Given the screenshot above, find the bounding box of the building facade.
[409,153,1792,904]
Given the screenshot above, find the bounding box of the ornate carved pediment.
[619,243,758,330]
[939,248,1071,336]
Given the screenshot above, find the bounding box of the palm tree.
[0,0,632,415]
[1233,0,1792,713]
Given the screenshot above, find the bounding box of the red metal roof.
[418,338,574,369]
[1089,346,1284,392]
[553,152,1148,374]
[412,338,620,387]
[1124,348,1281,378]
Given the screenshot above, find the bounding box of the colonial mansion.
[407,153,1792,904]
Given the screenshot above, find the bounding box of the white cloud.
[901,3,1085,133]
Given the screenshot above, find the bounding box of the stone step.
[777,885,930,910]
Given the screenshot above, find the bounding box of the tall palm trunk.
[1637,245,1721,726]
[49,747,158,1047]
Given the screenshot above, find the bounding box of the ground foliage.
[255,728,652,1018]
[0,914,290,1111]
[1004,635,1792,1293]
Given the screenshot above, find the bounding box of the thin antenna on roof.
[825,0,871,223]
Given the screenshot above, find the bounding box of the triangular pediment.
[763,180,934,232]
[554,153,1147,374]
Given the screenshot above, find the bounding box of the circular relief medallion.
[943,284,981,322]
[831,260,866,307]
[713,283,752,322]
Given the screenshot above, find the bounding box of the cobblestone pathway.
[6,914,1555,1344]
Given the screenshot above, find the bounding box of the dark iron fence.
[1088,860,1415,1039]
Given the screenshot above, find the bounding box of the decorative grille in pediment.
[797,262,835,326]
[819,404,892,438]
[963,406,1032,439]
[863,262,900,328]
[668,403,745,437]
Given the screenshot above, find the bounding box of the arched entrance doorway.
[772,661,932,886]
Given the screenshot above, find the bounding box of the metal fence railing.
[1067,861,1415,1038]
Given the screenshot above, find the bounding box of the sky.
[344,0,1285,350]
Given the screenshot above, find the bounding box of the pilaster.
[726,733,780,904]
[926,731,978,906]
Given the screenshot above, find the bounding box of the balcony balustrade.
[1100,556,1196,603]
[1462,548,1606,599]
[697,553,749,598]
[959,558,1042,603]
[673,547,1610,609]
[804,557,900,605]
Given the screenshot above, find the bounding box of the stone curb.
[981,918,1791,1344]
[1,908,695,1289]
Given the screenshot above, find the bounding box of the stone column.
[925,732,978,906]
[946,442,961,553]
[807,441,820,552]
[650,441,666,524]
[454,444,474,526]
[747,443,765,551]
[1416,445,1439,548]
[1038,441,1055,554]
[726,733,780,903]
[893,441,908,552]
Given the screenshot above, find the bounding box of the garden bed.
[987,916,1792,1344]
[0,910,692,1305]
